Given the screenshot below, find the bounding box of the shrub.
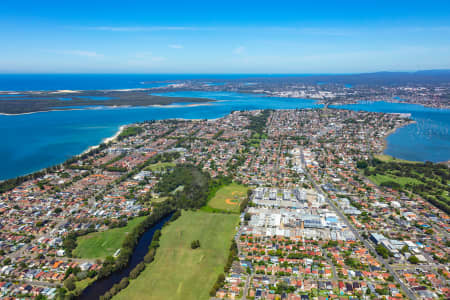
[129,262,146,279]
[191,240,201,249]
[144,248,156,263]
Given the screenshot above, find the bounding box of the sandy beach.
[0,102,214,116]
[0,108,94,116]
[80,114,220,155]
[49,90,81,94]
[82,125,126,155]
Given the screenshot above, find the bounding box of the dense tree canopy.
[156,164,211,209]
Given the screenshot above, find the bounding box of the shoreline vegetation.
[0,90,213,115]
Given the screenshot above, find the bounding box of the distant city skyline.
[1,0,450,73]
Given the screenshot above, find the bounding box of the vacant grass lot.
[73,216,146,259]
[114,210,239,300]
[368,173,423,187]
[207,183,248,213]
[144,161,175,172]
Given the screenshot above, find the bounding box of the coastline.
[0,102,214,116]
[380,119,416,154]
[82,125,127,155]
[0,125,127,182]
[0,115,221,182]
[0,107,99,116]
[79,114,220,156]
[323,98,450,110]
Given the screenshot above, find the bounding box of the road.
[323,249,338,280]
[241,274,252,300]
[16,279,59,288]
[392,264,450,285]
[300,148,418,300]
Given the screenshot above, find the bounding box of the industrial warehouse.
[243,188,355,241]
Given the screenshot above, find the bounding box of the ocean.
[0,75,449,180]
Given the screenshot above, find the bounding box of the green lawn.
[73,216,146,259]
[373,154,418,164]
[207,183,248,213]
[369,173,422,187]
[114,210,239,300]
[70,276,97,296]
[144,162,175,172]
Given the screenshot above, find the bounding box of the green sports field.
[114,210,239,300]
[207,182,248,213]
[73,216,146,259]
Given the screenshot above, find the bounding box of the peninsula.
[0,89,213,115]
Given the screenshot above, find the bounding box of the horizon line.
[0,69,449,76]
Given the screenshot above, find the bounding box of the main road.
[300,148,418,300]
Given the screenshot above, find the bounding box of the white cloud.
[168,44,184,49]
[233,46,246,55]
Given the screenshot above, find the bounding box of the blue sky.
[1,0,450,73]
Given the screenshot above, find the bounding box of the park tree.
[408,255,419,264]
[64,276,76,291]
[400,245,409,254]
